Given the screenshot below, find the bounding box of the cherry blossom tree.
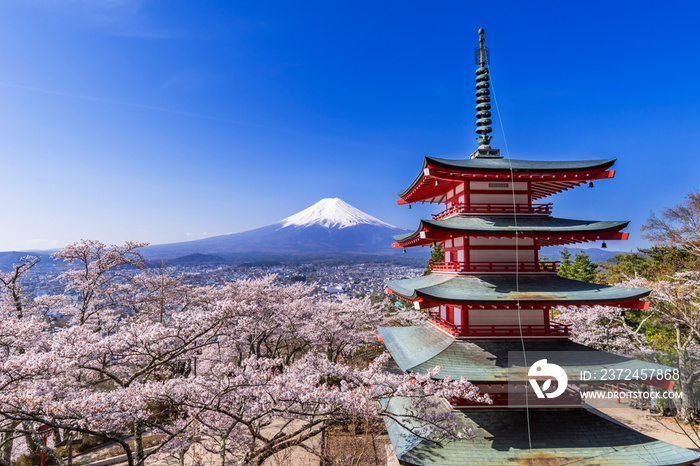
[0,240,490,466]
[305,295,384,363]
[50,239,147,325]
[0,255,49,465]
[557,305,649,354]
[0,242,191,466]
[622,272,700,421]
[0,255,40,319]
[159,277,487,465]
[156,354,487,466]
[642,189,700,258]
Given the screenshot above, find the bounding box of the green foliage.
[556,248,596,282]
[596,246,700,355]
[600,251,656,284]
[557,248,573,278]
[571,251,597,282]
[15,436,106,466]
[600,246,699,284]
[423,244,444,276]
[14,453,57,466]
[385,294,411,312]
[53,435,107,456]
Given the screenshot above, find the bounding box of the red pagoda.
[378,29,700,465]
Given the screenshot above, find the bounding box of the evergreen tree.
[571,251,597,282]
[557,248,596,282]
[423,244,444,276]
[557,248,573,278]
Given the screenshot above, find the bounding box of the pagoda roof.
[426,155,616,173]
[378,325,670,385]
[386,274,650,308]
[384,403,700,466]
[398,156,616,204]
[393,216,629,247]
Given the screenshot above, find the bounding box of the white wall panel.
[470,237,534,246]
[470,194,528,204]
[470,249,535,262]
[469,309,543,326]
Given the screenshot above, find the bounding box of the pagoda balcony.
[429,260,558,274]
[452,387,582,408]
[432,203,553,219]
[427,315,570,339]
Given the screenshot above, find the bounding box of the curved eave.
[386,274,650,308]
[426,156,616,173]
[392,217,630,248]
[383,403,700,466]
[397,157,617,204]
[379,325,668,383]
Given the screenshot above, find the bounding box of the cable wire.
[490,74,533,455]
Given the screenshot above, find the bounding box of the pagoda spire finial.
[475,27,493,149]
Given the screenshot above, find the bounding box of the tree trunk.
[320,429,328,466]
[26,425,65,466]
[675,324,695,422]
[22,422,40,454]
[52,428,62,449]
[219,436,226,466]
[134,422,144,466]
[37,442,66,466]
[116,440,134,466]
[67,435,73,466]
[0,421,19,466]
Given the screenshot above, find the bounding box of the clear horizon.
[7,195,640,257]
[1,1,698,253]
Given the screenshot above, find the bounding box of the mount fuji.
[143,198,412,261]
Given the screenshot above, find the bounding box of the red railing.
[428,315,569,338]
[452,389,581,407]
[432,203,552,219]
[429,261,558,274]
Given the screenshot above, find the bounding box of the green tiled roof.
[386,274,650,305]
[393,216,630,243]
[426,156,616,172]
[384,402,700,465]
[398,156,616,198]
[378,325,672,383]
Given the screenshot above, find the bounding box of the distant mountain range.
[142,198,414,261]
[0,199,632,270]
[540,245,629,263]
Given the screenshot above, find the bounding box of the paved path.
[585,396,700,450]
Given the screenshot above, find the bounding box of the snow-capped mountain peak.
[278,198,397,229]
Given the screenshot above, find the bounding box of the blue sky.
[0,1,698,252]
